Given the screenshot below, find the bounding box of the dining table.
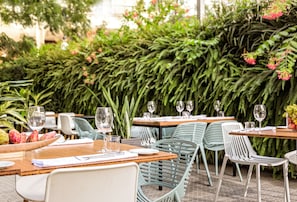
[229,127,297,164]
[0,140,177,176]
[133,115,236,139]
[229,127,297,140]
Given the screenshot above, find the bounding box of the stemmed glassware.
[95,107,114,152]
[176,101,185,117]
[253,104,266,129]
[186,100,194,116]
[27,106,46,132]
[147,101,156,118]
[214,100,221,116]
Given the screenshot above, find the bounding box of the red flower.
[277,70,292,80]
[151,0,157,5]
[244,57,256,65]
[267,63,277,70]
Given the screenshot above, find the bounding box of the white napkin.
[255,126,276,131]
[50,138,94,146]
[203,116,235,120]
[32,151,138,168]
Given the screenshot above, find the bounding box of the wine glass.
[176,101,184,117]
[27,106,46,132]
[186,100,194,116]
[253,104,266,129]
[214,100,221,116]
[147,101,156,118]
[95,107,114,152]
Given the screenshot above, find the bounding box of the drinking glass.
[27,106,46,132]
[253,104,266,129]
[95,107,114,152]
[147,101,156,118]
[186,100,194,116]
[214,100,221,116]
[176,101,184,117]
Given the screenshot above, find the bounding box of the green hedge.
[1,0,297,176]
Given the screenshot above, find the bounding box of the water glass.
[27,106,46,132]
[186,100,194,115]
[214,100,221,116]
[253,104,266,129]
[176,101,184,117]
[147,101,156,118]
[106,135,121,153]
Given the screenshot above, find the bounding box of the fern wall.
[1,0,297,175]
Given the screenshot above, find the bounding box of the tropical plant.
[0,80,31,132]
[86,85,146,138]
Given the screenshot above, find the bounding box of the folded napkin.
[203,116,235,120]
[32,151,138,168]
[255,126,276,131]
[50,138,94,146]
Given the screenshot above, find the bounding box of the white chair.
[57,112,75,130]
[215,122,290,202]
[285,150,297,165]
[44,111,57,132]
[60,114,78,139]
[16,162,139,202]
[203,121,243,180]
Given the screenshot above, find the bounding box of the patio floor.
[1,163,297,201]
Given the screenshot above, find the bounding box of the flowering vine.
[262,0,291,20]
[242,0,295,81]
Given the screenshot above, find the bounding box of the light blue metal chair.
[171,122,213,186]
[137,139,199,202]
[203,121,243,181]
[72,117,104,140]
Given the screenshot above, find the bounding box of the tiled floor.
[1,163,297,202]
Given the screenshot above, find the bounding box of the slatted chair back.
[137,139,199,202]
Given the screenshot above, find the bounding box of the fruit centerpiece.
[0,129,58,153]
[284,104,297,130]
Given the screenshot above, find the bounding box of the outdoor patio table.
[133,116,236,139]
[0,140,177,176]
[229,127,297,140]
[230,127,297,164]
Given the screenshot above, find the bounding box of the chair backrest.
[44,111,57,128]
[138,139,199,200]
[131,126,156,146]
[57,113,75,129]
[60,115,76,135]
[44,162,139,202]
[171,122,207,145]
[203,121,228,149]
[221,122,256,160]
[72,117,103,139]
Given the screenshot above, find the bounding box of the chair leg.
[196,154,200,174]
[200,147,213,186]
[256,164,261,202]
[283,162,290,202]
[215,150,218,176]
[235,163,243,182]
[214,155,228,202]
[244,164,254,197]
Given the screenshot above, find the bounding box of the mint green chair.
[171,122,213,186]
[137,139,199,202]
[72,117,104,140]
[203,121,242,181]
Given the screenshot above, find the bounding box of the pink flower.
[70,50,79,55]
[86,56,92,63]
[151,0,157,5]
[267,63,277,70]
[244,57,256,65]
[277,70,292,80]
